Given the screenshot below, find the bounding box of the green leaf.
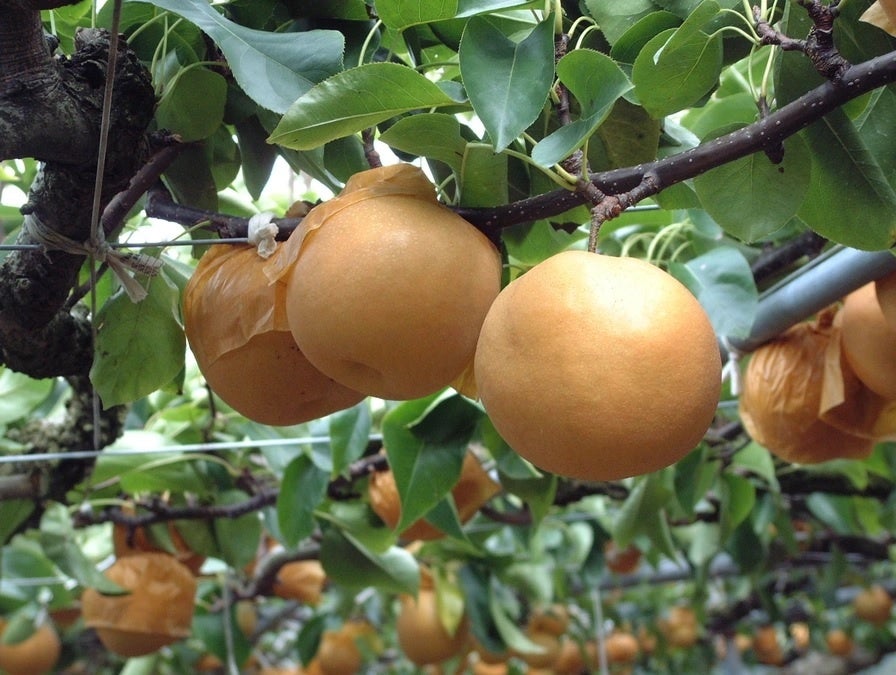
[610,11,681,63]
[458,565,505,655]
[631,16,723,118]
[90,271,185,408]
[329,402,373,477]
[731,442,779,491]
[584,0,658,44]
[719,473,755,537]
[725,518,766,572]
[532,50,632,167]
[38,503,124,594]
[0,369,52,425]
[192,605,252,669]
[796,112,896,250]
[0,501,34,546]
[382,394,476,531]
[319,527,419,594]
[458,15,555,151]
[376,0,459,29]
[379,113,469,172]
[488,576,544,654]
[694,132,811,242]
[805,493,861,535]
[613,472,676,558]
[235,116,279,200]
[316,501,396,554]
[673,445,718,516]
[459,143,509,207]
[277,455,330,548]
[155,67,227,141]
[668,246,758,339]
[213,490,263,569]
[269,63,458,150]
[88,433,206,495]
[141,0,344,113]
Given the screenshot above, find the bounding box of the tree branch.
[0,27,155,378]
[455,51,896,234]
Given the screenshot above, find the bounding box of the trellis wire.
[0,238,251,251]
[0,434,384,465]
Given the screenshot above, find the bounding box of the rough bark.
[0,7,153,504]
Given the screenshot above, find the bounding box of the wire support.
[0,433,384,465]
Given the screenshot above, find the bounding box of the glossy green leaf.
[694,132,811,242]
[235,115,278,200]
[163,142,218,211]
[377,0,538,28]
[532,50,632,167]
[612,472,676,559]
[796,112,896,250]
[805,493,863,535]
[0,501,34,546]
[457,0,541,16]
[375,0,459,29]
[142,0,344,113]
[719,473,755,537]
[610,11,681,63]
[329,402,373,477]
[591,99,662,170]
[731,442,779,491]
[458,565,505,655]
[379,113,468,172]
[631,6,723,119]
[583,0,658,44]
[673,445,718,516]
[458,15,555,151]
[0,369,52,425]
[488,575,546,654]
[668,246,758,339]
[213,490,263,569]
[155,67,227,141]
[725,518,766,572]
[277,454,330,548]
[316,501,396,554]
[90,270,185,408]
[856,87,896,182]
[382,394,476,531]
[269,63,458,150]
[38,503,124,594]
[459,143,509,207]
[319,527,419,594]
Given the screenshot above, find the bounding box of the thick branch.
[0,28,155,377]
[0,7,98,163]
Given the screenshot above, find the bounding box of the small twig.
[144,184,303,240]
[755,1,850,82]
[100,136,184,239]
[72,488,279,529]
[361,128,382,169]
[587,172,663,251]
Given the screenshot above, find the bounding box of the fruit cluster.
[184,165,723,483]
[739,273,896,464]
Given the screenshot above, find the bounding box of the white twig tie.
[23,213,162,302]
[247,212,278,259]
[720,336,744,397]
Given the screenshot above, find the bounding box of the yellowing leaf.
[860,0,896,36]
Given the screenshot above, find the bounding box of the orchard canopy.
[4,0,896,673]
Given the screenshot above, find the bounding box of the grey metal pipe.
[728,246,896,353]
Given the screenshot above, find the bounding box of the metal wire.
[0,434,384,464]
[0,237,250,251]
